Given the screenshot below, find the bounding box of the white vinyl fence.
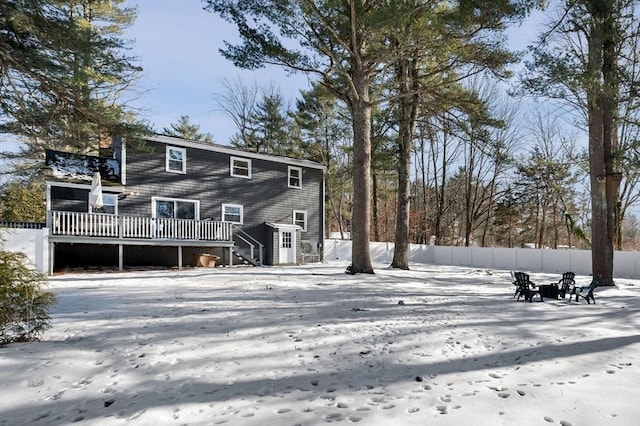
[4,227,640,278]
[325,239,640,279]
[0,228,49,274]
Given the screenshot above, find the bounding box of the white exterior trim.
[152,196,200,220]
[146,134,325,171]
[166,146,187,174]
[230,156,252,179]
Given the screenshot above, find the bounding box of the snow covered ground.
[1,262,639,426]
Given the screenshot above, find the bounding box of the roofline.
[144,134,326,171]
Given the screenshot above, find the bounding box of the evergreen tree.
[1,0,149,180]
[162,116,214,143]
[0,181,45,223]
[522,0,639,285]
[293,85,354,238]
[250,87,292,156]
[206,0,541,274]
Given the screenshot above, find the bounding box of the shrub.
[0,250,56,346]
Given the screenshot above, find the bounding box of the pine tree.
[162,116,214,143]
[206,0,541,273]
[1,0,149,180]
[522,0,639,285]
[0,181,45,222]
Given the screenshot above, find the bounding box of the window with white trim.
[89,194,117,215]
[230,157,251,178]
[153,197,198,219]
[288,166,302,188]
[293,210,307,232]
[222,203,243,224]
[166,146,186,173]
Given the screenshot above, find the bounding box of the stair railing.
[232,225,264,265]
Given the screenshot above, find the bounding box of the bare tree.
[215,76,258,146]
[515,109,581,248]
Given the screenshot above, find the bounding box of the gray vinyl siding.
[121,140,324,250]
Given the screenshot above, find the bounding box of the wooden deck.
[48,211,233,244]
[47,211,237,273]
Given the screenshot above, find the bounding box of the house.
[45,134,325,273]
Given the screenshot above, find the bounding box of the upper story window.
[89,194,117,215]
[166,146,186,174]
[230,156,251,179]
[293,210,307,232]
[153,197,198,220]
[222,203,243,224]
[288,166,302,188]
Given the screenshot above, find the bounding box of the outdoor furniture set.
[511,271,599,304]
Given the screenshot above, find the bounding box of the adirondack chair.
[510,271,520,298]
[556,272,576,299]
[514,271,543,302]
[572,276,599,304]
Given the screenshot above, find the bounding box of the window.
[166,146,186,173]
[288,166,302,188]
[230,157,251,178]
[222,204,243,224]
[89,194,117,215]
[293,210,307,232]
[282,231,292,248]
[153,197,198,219]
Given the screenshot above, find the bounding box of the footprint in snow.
[49,389,66,400]
[325,413,342,422]
[436,405,448,414]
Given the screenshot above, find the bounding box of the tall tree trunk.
[349,69,374,274]
[602,2,621,285]
[588,0,619,286]
[372,173,380,241]
[420,136,429,245]
[463,148,474,247]
[434,125,447,245]
[392,54,418,270]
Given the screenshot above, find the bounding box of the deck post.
[178,246,183,270]
[119,244,124,271]
[229,246,233,267]
[49,242,55,276]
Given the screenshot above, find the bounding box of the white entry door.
[279,229,296,264]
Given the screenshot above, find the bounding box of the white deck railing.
[49,211,233,241]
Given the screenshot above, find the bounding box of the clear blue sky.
[124,0,311,144]
[125,1,546,145]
